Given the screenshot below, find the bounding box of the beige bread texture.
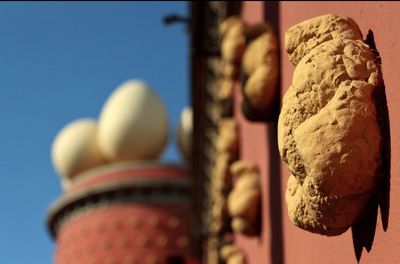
[218,78,234,102]
[220,244,246,264]
[212,153,232,192]
[220,16,246,79]
[219,17,279,115]
[209,118,238,235]
[285,14,363,65]
[210,196,228,234]
[278,14,382,235]
[230,159,259,176]
[242,23,278,111]
[215,118,239,155]
[231,217,255,235]
[242,27,277,76]
[228,160,261,236]
[244,64,278,111]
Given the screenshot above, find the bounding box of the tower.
[47,80,196,264]
[47,162,193,264]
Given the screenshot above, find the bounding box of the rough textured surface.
[278,14,382,235]
[212,153,232,191]
[229,188,260,219]
[228,160,261,236]
[220,17,243,39]
[230,160,259,176]
[243,30,278,76]
[244,64,278,111]
[209,118,238,236]
[218,78,234,117]
[221,60,240,80]
[210,196,228,234]
[218,78,234,101]
[220,17,246,64]
[242,24,279,111]
[285,14,363,65]
[216,118,239,155]
[231,217,257,236]
[220,244,246,264]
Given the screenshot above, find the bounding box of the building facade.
[47,162,195,264]
[191,1,399,264]
[47,2,400,264]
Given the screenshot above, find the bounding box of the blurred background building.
[47,162,193,264]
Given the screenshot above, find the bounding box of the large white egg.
[51,119,106,180]
[98,80,168,161]
[177,107,192,161]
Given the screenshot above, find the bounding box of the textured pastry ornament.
[215,118,238,156]
[278,14,382,236]
[212,153,232,192]
[208,119,238,235]
[218,78,234,117]
[218,78,234,102]
[220,244,246,264]
[220,16,246,64]
[227,160,261,236]
[209,196,228,235]
[219,16,246,79]
[241,22,279,121]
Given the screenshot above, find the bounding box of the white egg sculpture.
[51,119,106,181]
[98,80,169,161]
[177,107,193,161]
[61,178,72,191]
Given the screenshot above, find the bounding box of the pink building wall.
[234,2,399,264]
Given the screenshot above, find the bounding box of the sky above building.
[0,2,189,263]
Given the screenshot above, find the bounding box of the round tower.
[47,79,197,263]
[47,161,194,264]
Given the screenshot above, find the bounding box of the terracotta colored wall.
[234,1,399,264]
[234,2,282,264]
[55,204,191,264]
[49,163,194,264]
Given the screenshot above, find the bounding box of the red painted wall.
[55,204,191,264]
[234,2,399,264]
[49,163,194,264]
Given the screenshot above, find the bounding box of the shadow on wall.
[351,29,391,263]
[167,256,183,264]
[250,4,391,263]
[264,2,284,264]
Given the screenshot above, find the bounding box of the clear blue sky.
[0,2,189,263]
